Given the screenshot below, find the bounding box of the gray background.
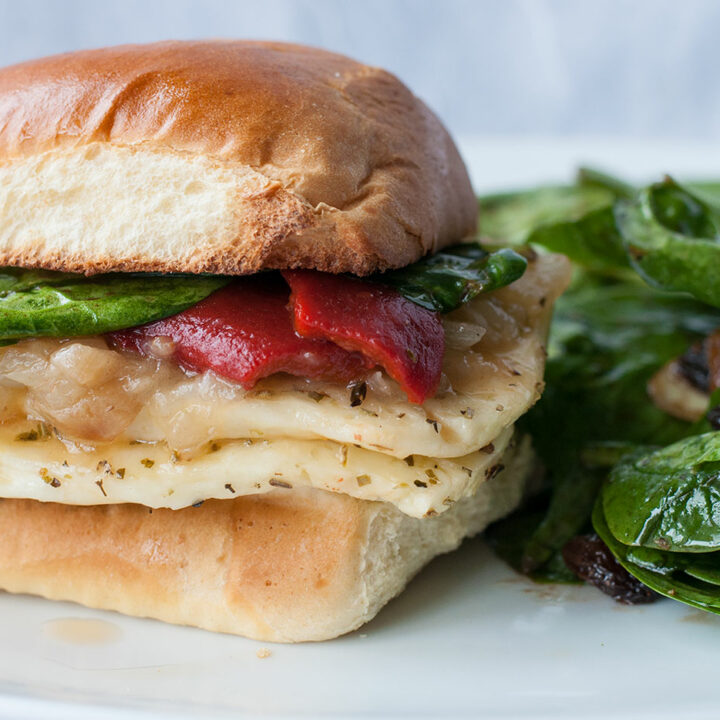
[0,0,717,144]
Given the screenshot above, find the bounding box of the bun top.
[0,41,476,275]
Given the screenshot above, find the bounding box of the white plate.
[2,139,720,720]
[2,539,720,720]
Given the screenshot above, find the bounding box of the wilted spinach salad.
[483,169,720,612]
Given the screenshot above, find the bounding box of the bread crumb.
[256,647,272,659]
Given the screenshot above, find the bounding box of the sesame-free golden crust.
[0,491,373,642]
[0,41,476,275]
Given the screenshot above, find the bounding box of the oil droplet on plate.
[42,617,122,645]
[680,610,720,626]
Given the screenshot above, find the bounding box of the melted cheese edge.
[0,422,522,517]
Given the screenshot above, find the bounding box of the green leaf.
[0,268,79,294]
[479,183,617,246]
[377,244,527,313]
[0,269,229,339]
[576,167,636,200]
[480,169,720,585]
[684,564,720,586]
[518,172,720,304]
[484,497,581,584]
[580,441,640,468]
[686,181,720,207]
[529,280,718,454]
[593,499,720,614]
[615,178,720,308]
[602,433,720,552]
[500,279,719,579]
[519,464,604,573]
[527,206,629,272]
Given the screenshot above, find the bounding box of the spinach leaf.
[526,206,629,273]
[602,433,720,552]
[483,167,720,593]
[531,280,718,451]
[576,167,636,200]
[377,244,527,313]
[0,268,79,293]
[517,464,604,573]
[479,183,616,246]
[499,280,720,578]
[0,269,229,339]
[593,499,720,614]
[516,172,720,309]
[580,441,642,468]
[615,178,720,308]
[484,496,581,583]
[683,563,720,586]
[478,166,634,249]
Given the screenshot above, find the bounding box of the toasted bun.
[0,41,476,276]
[0,442,530,642]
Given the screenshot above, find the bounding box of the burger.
[0,40,569,642]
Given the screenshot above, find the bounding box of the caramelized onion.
[0,338,179,442]
[442,319,486,350]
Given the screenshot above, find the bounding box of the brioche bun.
[0,40,476,276]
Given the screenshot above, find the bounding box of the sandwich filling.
[0,253,569,517]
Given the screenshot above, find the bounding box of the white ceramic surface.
[3,539,720,720]
[1,140,719,720]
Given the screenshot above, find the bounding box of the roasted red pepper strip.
[109,276,373,387]
[283,270,444,403]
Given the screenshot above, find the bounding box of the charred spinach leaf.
[0,269,229,339]
[377,244,527,313]
[0,268,79,294]
[602,433,720,552]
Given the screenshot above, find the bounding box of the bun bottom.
[0,439,532,642]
